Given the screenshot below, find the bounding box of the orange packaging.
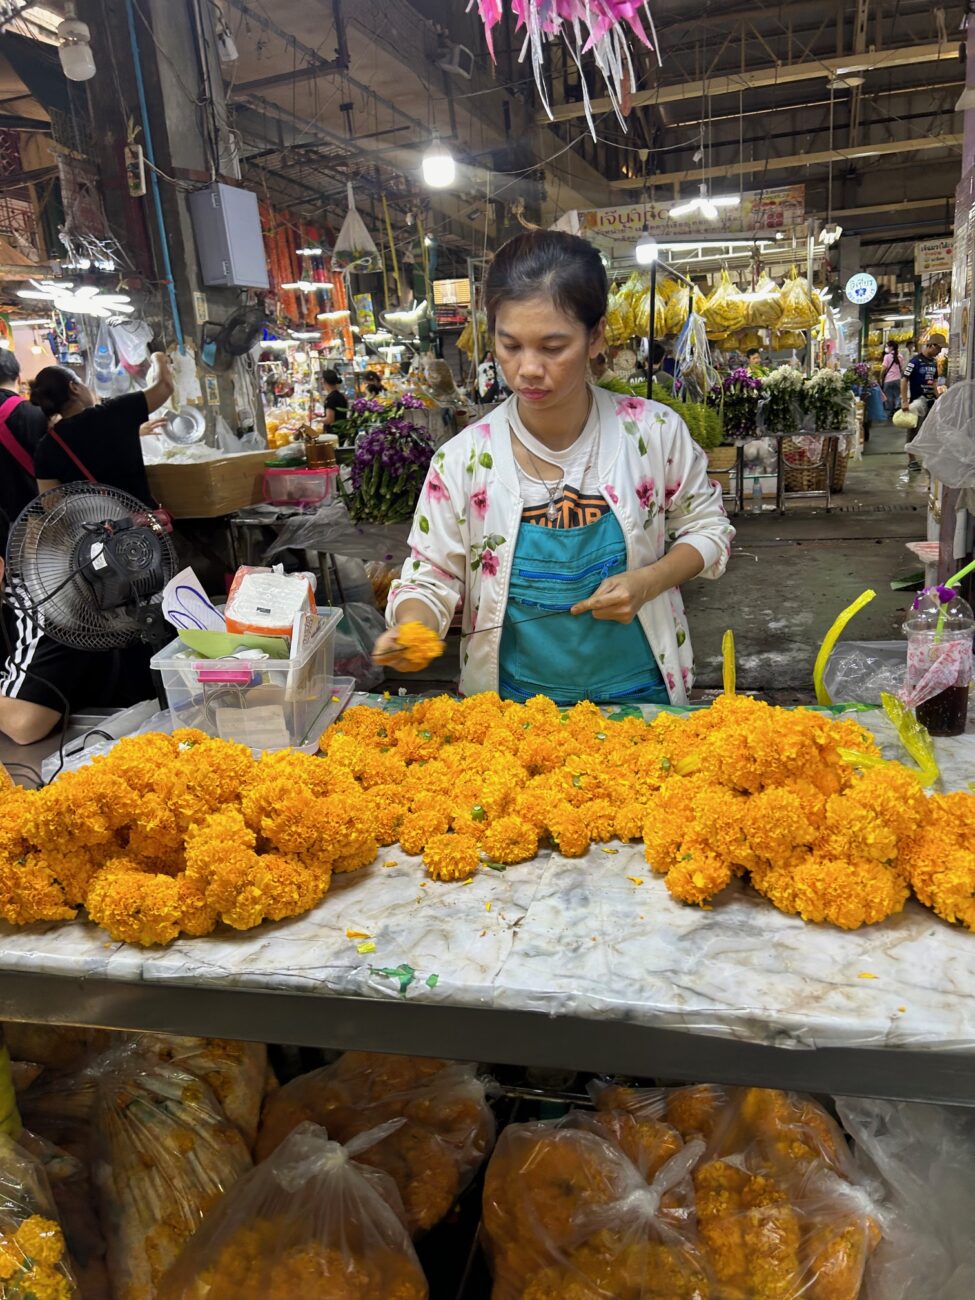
[225,566,315,638]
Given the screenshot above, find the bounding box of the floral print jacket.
[387,385,735,705]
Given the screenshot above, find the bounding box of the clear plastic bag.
[743,272,784,328]
[674,312,718,401]
[90,1047,252,1299]
[906,380,975,488]
[482,1120,710,1300]
[159,1122,428,1300]
[822,641,907,706]
[333,183,381,272]
[255,1052,494,1235]
[0,1130,80,1298]
[703,269,748,338]
[579,1083,881,1300]
[836,1097,975,1300]
[779,268,821,331]
[129,1036,267,1150]
[336,602,387,691]
[364,560,395,610]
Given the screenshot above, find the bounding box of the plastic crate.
[150,608,343,752]
[263,465,338,506]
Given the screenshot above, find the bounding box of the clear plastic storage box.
[263,466,337,506]
[150,607,344,753]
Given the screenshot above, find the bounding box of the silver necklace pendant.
[546,498,559,520]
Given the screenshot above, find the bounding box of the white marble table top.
[0,709,972,1055]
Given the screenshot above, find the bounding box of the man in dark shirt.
[901,332,945,469]
[0,350,47,524]
[33,390,155,503]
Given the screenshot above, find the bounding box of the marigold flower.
[483,816,538,865]
[398,809,452,857]
[394,620,446,670]
[547,804,590,858]
[423,834,480,882]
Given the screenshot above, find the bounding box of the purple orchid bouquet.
[843,360,871,391]
[339,391,426,446]
[711,366,763,440]
[337,406,434,524]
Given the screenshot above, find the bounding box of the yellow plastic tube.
[813,589,876,705]
[722,629,736,697]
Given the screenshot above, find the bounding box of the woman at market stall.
[322,369,348,428]
[0,356,174,745]
[374,229,735,706]
[29,354,175,502]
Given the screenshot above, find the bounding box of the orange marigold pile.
[321,691,968,932]
[0,731,378,946]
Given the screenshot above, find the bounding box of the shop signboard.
[575,184,805,247]
[915,237,953,276]
[845,272,878,305]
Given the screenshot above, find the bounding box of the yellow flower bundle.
[0,730,379,946]
[0,1215,74,1300]
[394,621,446,671]
[321,691,975,933]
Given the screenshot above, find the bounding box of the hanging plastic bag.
[482,1119,709,1300]
[256,1052,494,1235]
[703,269,747,338]
[0,1131,80,1298]
[742,271,784,328]
[160,1122,428,1300]
[91,1046,252,1299]
[779,268,821,331]
[673,312,718,401]
[91,319,117,398]
[906,380,975,489]
[665,284,705,336]
[836,1096,975,1300]
[333,184,381,272]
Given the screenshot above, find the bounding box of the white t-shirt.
[507,396,604,525]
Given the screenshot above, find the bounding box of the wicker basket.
[782,435,852,493]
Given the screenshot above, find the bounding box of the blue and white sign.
[845,272,878,305]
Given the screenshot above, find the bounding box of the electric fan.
[6,484,178,652]
[201,302,266,372]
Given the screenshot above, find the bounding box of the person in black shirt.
[322,368,348,429]
[30,353,174,502]
[0,355,174,745]
[0,350,47,525]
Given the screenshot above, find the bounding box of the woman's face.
[494,294,604,412]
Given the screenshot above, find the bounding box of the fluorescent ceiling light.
[17,281,133,318]
[281,280,330,292]
[669,185,739,220]
[13,318,53,327]
[669,199,697,218]
[291,330,321,339]
[296,246,324,256]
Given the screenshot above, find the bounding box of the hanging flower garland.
[471,0,661,137]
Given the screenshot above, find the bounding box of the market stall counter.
[1,704,973,1105]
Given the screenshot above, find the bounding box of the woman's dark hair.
[484,230,608,333]
[745,347,761,360]
[29,366,78,419]
[652,342,667,365]
[322,369,341,386]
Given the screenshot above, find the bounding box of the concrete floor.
[685,423,930,696]
[388,424,932,700]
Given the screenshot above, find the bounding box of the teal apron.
[498,510,668,706]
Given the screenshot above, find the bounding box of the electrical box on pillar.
[187,183,270,290]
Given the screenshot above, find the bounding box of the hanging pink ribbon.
[470,0,661,137]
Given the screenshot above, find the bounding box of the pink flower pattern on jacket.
[635,477,656,511]
[480,549,499,577]
[426,468,450,502]
[471,486,489,519]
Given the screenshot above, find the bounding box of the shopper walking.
[375,229,734,706]
[901,332,946,468]
[880,343,904,417]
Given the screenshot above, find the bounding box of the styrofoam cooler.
[150,608,344,752]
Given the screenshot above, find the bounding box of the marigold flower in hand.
[394,621,445,671]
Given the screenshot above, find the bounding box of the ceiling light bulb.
[635,226,658,266]
[296,246,323,256]
[701,199,719,220]
[57,17,96,81]
[422,133,456,188]
[820,222,843,246]
[712,195,740,208]
[669,199,697,218]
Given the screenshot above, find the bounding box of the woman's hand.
[571,568,661,623]
[372,627,426,672]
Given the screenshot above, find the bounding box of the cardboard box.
[147,450,268,518]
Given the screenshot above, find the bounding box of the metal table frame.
[0,971,972,1106]
[734,431,845,515]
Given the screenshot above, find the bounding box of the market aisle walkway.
[686,424,931,696]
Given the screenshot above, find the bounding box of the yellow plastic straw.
[722,629,736,697]
[814,589,876,705]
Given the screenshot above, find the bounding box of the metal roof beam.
[611,133,963,189]
[539,40,957,124]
